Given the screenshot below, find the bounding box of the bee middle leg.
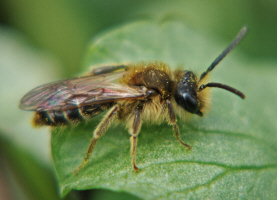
[129,108,142,171]
[166,99,191,149]
[74,105,119,174]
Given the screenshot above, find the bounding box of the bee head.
[174,70,203,116]
[174,27,247,117]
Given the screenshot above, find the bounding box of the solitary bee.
[20,27,246,174]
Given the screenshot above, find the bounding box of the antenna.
[199,27,247,81]
[199,82,245,99]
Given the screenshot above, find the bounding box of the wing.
[20,71,147,111]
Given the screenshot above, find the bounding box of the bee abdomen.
[32,103,113,127]
[33,110,71,127]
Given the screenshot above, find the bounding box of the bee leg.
[74,105,119,175]
[166,100,191,149]
[89,63,129,75]
[129,108,142,171]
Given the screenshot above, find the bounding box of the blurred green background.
[0,0,276,199]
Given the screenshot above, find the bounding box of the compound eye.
[183,93,198,113]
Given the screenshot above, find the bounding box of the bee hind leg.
[166,100,191,149]
[89,63,130,75]
[74,105,119,175]
[129,108,142,171]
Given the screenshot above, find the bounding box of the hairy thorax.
[117,62,175,124]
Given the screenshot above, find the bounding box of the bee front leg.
[129,108,142,171]
[74,105,119,175]
[166,100,191,149]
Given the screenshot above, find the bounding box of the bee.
[20,27,247,174]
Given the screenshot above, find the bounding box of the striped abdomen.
[32,103,113,126]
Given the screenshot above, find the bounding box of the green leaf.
[52,21,277,199]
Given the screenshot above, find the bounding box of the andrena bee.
[20,27,247,174]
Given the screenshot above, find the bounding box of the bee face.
[174,70,203,116]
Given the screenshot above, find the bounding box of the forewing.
[20,71,146,111]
